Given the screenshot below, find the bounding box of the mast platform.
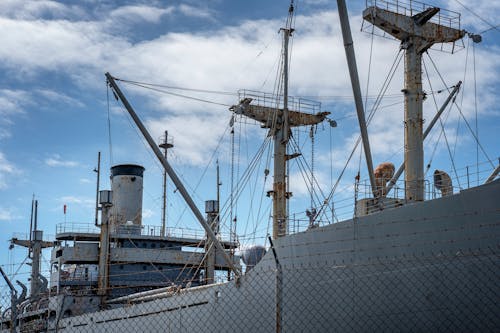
[230,90,328,129]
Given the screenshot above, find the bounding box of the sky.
[0,0,498,287]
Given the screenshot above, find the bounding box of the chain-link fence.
[2,247,498,332]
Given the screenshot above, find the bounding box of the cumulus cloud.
[0,2,497,174]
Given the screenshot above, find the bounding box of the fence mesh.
[1,247,498,332]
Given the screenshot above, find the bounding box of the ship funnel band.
[111,164,145,177]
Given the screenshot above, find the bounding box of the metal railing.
[237,90,322,115]
[362,0,465,53]
[55,223,232,242]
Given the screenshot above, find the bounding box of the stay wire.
[426,51,494,169]
[118,80,232,107]
[422,57,461,188]
[453,0,499,33]
[473,40,479,184]
[315,49,403,223]
[114,77,236,96]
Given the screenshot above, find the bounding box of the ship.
[1,0,499,332]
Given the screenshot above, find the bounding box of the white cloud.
[59,195,94,207]
[146,113,228,165]
[0,89,29,117]
[0,206,17,221]
[0,4,497,174]
[0,152,21,191]
[0,0,86,20]
[110,5,174,24]
[36,89,85,108]
[177,4,215,20]
[45,154,80,167]
[142,208,154,219]
[0,152,18,189]
[443,0,500,33]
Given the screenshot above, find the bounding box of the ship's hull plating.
[6,180,500,332]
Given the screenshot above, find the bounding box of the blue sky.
[0,0,498,285]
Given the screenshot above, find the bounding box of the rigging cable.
[113,78,235,96]
[329,117,335,223]
[289,136,331,223]
[117,80,232,107]
[310,125,315,211]
[426,50,494,169]
[314,49,404,223]
[171,124,232,226]
[230,119,235,251]
[422,56,461,188]
[452,0,500,33]
[473,39,479,184]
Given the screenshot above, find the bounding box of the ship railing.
[55,223,232,242]
[56,223,100,235]
[362,0,464,53]
[237,90,322,115]
[450,157,499,190]
[288,193,357,233]
[355,157,499,203]
[10,232,55,242]
[364,0,461,29]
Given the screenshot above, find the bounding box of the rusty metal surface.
[363,6,465,47]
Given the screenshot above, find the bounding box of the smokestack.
[109,164,145,234]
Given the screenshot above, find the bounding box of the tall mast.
[363,1,465,201]
[230,2,329,239]
[273,4,294,239]
[159,131,173,237]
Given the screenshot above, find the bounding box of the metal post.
[94,152,101,226]
[30,200,41,298]
[106,73,241,279]
[205,208,217,285]
[97,199,111,300]
[160,131,173,237]
[268,237,282,333]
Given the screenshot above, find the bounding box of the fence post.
[268,236,283,333]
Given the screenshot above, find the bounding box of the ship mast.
[273,4,293,239]
[10,199,55,298]
[230,3,329,239]
[159,131,174,237]
[363,0,465,201]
